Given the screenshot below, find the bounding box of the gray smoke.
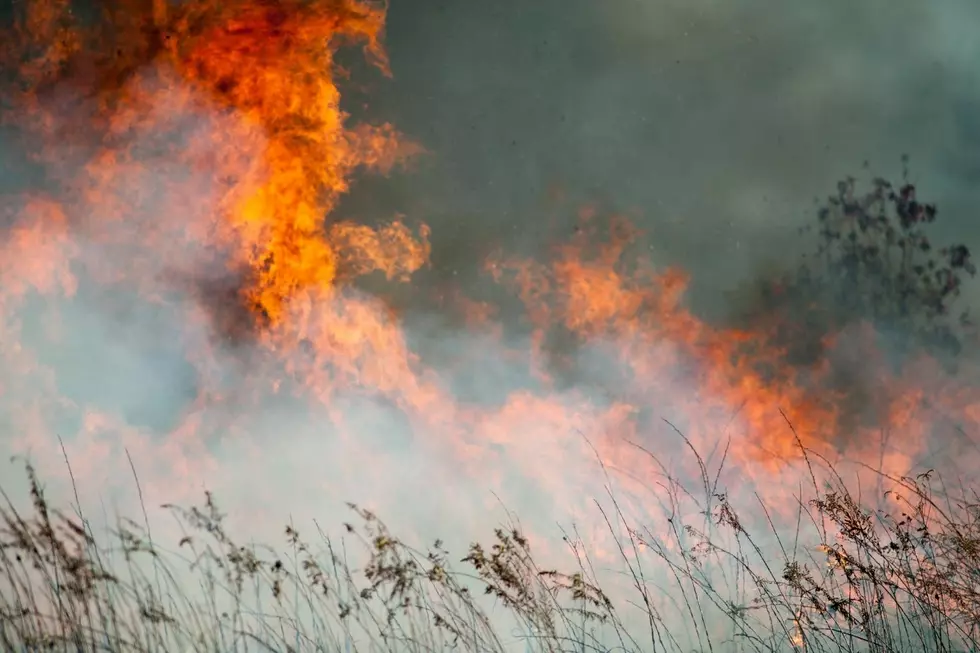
[3,1,980,650]
[340,0,980,318]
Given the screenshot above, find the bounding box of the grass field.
[2,434,977,653]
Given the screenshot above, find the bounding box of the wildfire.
[1,0,978,585]
[3,0,426,326]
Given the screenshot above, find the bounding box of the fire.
[3,0,425,327]
[488,217,844,468]
[1,0,979,594]
[174,0,424,324]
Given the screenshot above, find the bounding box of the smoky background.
[0,2,979,649]
[333,0,980,326]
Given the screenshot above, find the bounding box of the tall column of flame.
[0,0,438,514]
[3,0,428,329]
[174,0,429,325]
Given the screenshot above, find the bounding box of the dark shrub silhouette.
[740,157,977,369]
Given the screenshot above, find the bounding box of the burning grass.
[1,435,978,653]
[3,1,980,651]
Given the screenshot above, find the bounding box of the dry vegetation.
[1,433,978,653]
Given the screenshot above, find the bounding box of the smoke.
[2,1,980,650]
[339,0,980,489]
[342,0,980,315]
[0,56,683,648]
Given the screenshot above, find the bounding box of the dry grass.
[1,434,979,653]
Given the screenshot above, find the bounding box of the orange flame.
[1,0,979,585]
[3,0,426,328]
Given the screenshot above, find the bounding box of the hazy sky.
[337,0,980,315]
